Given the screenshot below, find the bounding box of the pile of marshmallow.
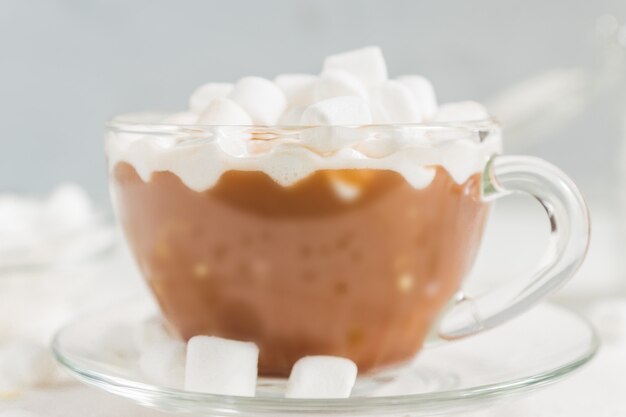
[130,318,356,399]
[164,46,488,127]
[0,183,114,268]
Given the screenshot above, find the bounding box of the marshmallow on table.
[184,336,259,396]
[229,76,287,125]
[0,340,57,392]
[286,356,358,399]
[396,75,438,121]
[43,183,94,232]
[323,46,388,88]
[197,97,253,125]
[370,80,422,124]
[301,96,372,126]
[314,70,368,102]
[435,101,490,122]
[274,74,317,108]
[189,82,234,113]
[138,340,186,387]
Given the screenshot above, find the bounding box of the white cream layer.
[106,121,502,192]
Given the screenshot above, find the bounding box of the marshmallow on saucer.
[139,340,186,387]
[286,356,358,399]
[197,98,253,125]
[229,76,287,125]
[314,70,368,102]
[301,96,372,126]
[323,46,388,88]
[133,316,174,351]
[184,336,259,396]
[396,75,438,120]
[189,83,234,113]
[370,80,422,124]
[274,74,317,108]
[435,101,489,122]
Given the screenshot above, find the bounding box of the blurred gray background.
[1,0,625,202]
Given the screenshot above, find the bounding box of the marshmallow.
[0,340,57,391]
[189,83,233,113]
[0,410,42,417]
[370,80,422,124]
[274,74,317,107]
[133,316,174,351]
[184,336,259,396]
[162,111,198,124]
[101,323,138,363]
[197,97,253,126]
[43,183,94,232]
[301,96,372,126]
[396,75,438,120]
[435,101,490,122]
[278,106,306,126]
[229,77,287,125]
[285,356,357,399]
[314,70,368,102]
[138,340,186,387]
[323,46,388,88]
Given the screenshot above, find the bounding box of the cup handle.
[438,155,590,339]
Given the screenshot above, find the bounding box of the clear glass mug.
[106,115,589,376]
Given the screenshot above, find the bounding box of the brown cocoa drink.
[112,162,490,376]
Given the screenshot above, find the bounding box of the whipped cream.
[106,46,501,191]
[107,119,501,191]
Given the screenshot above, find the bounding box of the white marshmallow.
[314,70,368,102]
[274,74,317,107]
[101,323,138,363]
[370,80,422,124]
[229,76,287,125]
[43,183,94,232]
[278,106,306,126]
[184,336,259,396]
[138,340,186,387]
[189,83,233,113]
[0,340,57,391]
[162,111,198,124]
[301,96,372,126]
[285,356,357,399]
[323,46,388,88]
[435,101,490,122]
[197,97,253,125]
[0,410,42,417]
[133,316,174,351]
[396,75,438,120]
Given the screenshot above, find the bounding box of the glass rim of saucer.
[51,301,599,415]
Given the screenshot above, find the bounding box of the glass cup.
[106,115,589,376]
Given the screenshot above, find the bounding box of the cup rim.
[107,112,500,134]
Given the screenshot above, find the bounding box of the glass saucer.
[52,299,598,416]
